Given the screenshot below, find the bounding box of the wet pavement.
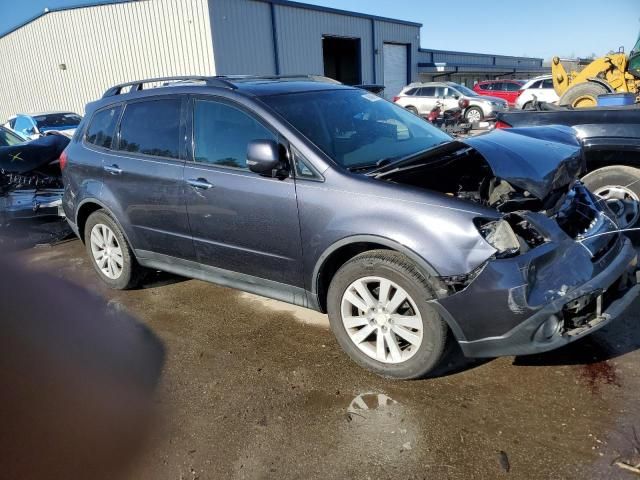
[19,240,640,479]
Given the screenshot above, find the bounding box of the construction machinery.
[551,33,640,108]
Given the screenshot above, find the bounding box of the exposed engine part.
[440,263,486,294]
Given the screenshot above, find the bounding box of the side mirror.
[453,94,460,100]
[247,139,284,177]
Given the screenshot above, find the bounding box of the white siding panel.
[0,0,215,120]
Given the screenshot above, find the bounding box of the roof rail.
[102,76,237,98]
[222,74,342,84]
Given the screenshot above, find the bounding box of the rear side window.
[117,99,181,159]
[405,88,418,96]
[528,80,542,89]
[85,105,122,149]
[418,87,436,96]
[193,100,276,170]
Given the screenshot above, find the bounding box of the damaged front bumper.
[431,213,639,358]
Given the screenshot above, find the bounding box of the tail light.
[392,96,400,103]
[494,120,512,129]
[59,150,68,171]
[516,89,524,97]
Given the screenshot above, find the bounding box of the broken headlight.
[475,219,520,258]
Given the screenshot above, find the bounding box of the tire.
[464,106,483,123]
[405,106,419,115]
[582,166,640,233]
[559,82,610,108]
[84,210,145,290]
[326,250,449,379]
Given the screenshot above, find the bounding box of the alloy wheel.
[90,223,124,279]
[593,185,640,230]
[466,109,481,123]
[340,276,423,364]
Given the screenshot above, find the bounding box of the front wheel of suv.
[84,210,145,290]
[327,250,448,379]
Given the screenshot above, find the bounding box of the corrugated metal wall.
[0,0,215,120]
[208,0,420,86]
[274,6,373,81]
[209,0,276,75]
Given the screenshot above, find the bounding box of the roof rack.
[221,74,341,84]
[102,76,237,98]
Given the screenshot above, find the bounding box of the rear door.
[183,96,303,287]
[102,95,195,260]
[415,86,437,114]
[503,81,522,105]
[539,78,559,103]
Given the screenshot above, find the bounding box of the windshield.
[0,127,26,147]
[452,84,477,97]
[262,89,451,170]
[33,113,82,129]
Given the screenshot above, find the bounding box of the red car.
[473,80,525,106]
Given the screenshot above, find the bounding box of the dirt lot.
[18,239,640,479]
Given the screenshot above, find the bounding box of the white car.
[515,76,559,110]
[394,81,508,123]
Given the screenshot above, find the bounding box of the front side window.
[542,78,554,89]
[504,82,522,91]
[193,100,276,170]
[528,80,542,89]
[117,99,181,159]
[85,105,122,149]
[263,89,451,171]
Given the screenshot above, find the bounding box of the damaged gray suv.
[62,75,640,379]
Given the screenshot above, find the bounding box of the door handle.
[187,178,214,190]
[104,164,123,175]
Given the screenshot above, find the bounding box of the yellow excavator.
[551,33,640,107]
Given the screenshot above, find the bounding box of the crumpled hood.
[372,125,583,203]
[461,125,583,200]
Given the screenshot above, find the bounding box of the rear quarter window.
[117,99,181,159]
[85,105,122,149]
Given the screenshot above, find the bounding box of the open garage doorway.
[322,36,361,85]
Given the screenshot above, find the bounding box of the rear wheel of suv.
[464,107,483,123]
[327,250,448,379]
[84,210,144,290]
[405,106,419,115]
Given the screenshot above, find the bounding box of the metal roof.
[0,0,421,39]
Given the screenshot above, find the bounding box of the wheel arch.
[75,198,135,253]
[312,235,443,313]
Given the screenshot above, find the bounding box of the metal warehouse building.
[0,0,548,120]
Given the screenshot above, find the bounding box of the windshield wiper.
[364,141,453,176]
[347,157,396,173]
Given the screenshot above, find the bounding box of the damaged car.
[0,126,69,245]
[62,76,640,379]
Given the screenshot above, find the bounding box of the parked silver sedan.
[394,81,508,123]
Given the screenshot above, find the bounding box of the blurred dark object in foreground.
[0,256,165,480]
[0,133,71,249]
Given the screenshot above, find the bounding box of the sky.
[2,0,639,60]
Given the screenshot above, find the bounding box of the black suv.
[62,75,639,379]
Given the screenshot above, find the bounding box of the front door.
[184,97,303,288]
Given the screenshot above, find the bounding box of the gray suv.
[62,75,639,379]
[394,81,508,122]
